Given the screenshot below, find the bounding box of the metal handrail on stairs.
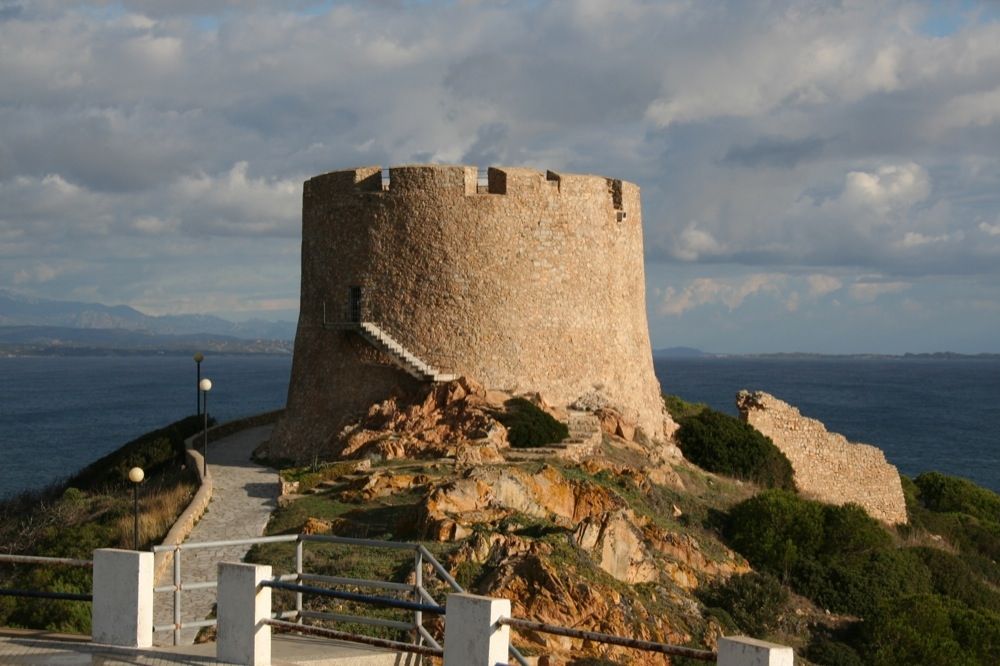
[321,301,457,382]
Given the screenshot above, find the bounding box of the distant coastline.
[0,324,292,356]
[654,346,1000,361]
[1,346,291,357]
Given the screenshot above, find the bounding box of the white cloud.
[841,163,930,214]
[979,222,1000,237]
[848,280,910,303]
[658,273,787,316]
[807,274,843,297]
[898,231,959,248]
[934,85,1000,132]
[673,223,725,261]
[172,162,300,236]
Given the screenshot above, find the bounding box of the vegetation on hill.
[496,397,569,448]
[719,482,1000,665]
[669,399,795,490]
[0,415,207,634]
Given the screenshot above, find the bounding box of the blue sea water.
[0,355,293,499]
[1,354,997,498]
[655,358,1000,493]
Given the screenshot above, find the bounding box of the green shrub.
[802,548,931,617]
[857,594,1000,666]
[497,398,569,448]
[804,635,865,666]
[662,394,707,420]
[911,546,1000,613]
[675,408,795,490]
[698,571,788,636]
[725,491,894,570]
[915,472,1000,523]
[723,489,826,574]
[67,414,209,490]
[724,490,932,616]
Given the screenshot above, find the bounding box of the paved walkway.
[154,425,279,646]
[0,630,414,665]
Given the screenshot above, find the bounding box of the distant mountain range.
[0,290,296,354]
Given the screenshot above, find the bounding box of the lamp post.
[128,467,144,550]
[193,353,204,417]
[199,378,212,476]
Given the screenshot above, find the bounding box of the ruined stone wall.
[271,165,673,461]
[737,391,908,525]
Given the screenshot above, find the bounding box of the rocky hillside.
[253,379,1000,665]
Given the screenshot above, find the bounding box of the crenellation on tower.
[385,165,477,195]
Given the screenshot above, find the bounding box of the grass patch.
[280,461,359,493]
[663,394,708,421]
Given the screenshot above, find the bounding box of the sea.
[0,354,997,499]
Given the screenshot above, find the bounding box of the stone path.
[154,425,278,647]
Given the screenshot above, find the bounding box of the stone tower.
[271,165,672,461]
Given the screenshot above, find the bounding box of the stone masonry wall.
[737,391,908,525]
[271,165,675,462]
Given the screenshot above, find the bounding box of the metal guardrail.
[0,553,93,603]
[265,618,444,658]
[321,299,458,369]
[499,616,717,662]
[262,580,445,616]
[151,534,529,665]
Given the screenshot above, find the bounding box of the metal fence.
[499,616,717,662]
[151,534,528,665]
[0,554,93,603]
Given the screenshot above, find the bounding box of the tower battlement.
[305,164,635,212]
[273,164,669,461]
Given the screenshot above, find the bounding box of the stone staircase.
[357,321,457,382]
[504,410,603,463]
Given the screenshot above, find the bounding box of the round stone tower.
[271,165,671,461]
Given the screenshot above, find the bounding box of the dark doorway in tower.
[348,286,362,322]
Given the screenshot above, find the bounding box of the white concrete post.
[218,562,272,666]
[718,636,794,666]
[443,593,511,666]
[91,549,154,648]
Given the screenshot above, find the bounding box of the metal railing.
[499,616,717,662]
[150,533,528,665]
[0,554,93,603]
[321,299,458,370]
[261,580,446,659]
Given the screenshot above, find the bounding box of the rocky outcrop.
[332,377,509,462]
[416,464,747,591]
[737,390,908,525]
[571,389,681,458]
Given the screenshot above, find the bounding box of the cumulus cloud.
[658,273,788,316]
[841,163,930,214]
[172,162,300,236]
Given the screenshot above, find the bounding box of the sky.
[2,1,1000,353]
